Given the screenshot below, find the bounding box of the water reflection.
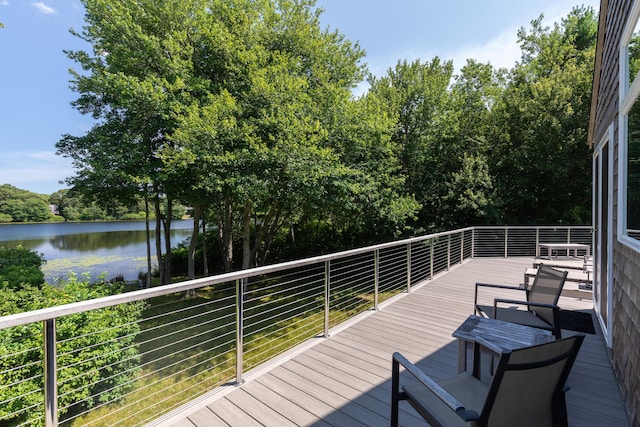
[0,221,193,283]
[48,230,156,251]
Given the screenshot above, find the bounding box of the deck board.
[159,257,629,427]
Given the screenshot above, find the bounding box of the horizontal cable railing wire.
[0,226,595,426]
[432,236,450,275]
[241,264,326,373]
[568,227,593,245]
[329,252,376,326]
[506,228,537,257]
[463,231,472,257]
[0,322,44,426]
[451,233,464,265]
[471,226,593,258]
[539,227,570,244]
[378,245,408,298]
[57,287,238,426]
[410,239,433,284]
[473,227,506,257]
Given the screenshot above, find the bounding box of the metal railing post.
[504,227,509,258]
[447,235,451,271]
[374,250,380,310]
[406,243,411,292]
[324,261,330,338]
[44,319,57,427]
[235,278,244,384]
[472,227,476,258]
[460,230,464,264]
[536,228,540,257]
[567,227,571,243]
[430,239,434,280]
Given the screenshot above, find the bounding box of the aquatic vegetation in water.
[41,255,152,283]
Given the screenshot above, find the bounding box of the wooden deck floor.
[155,257,629,427]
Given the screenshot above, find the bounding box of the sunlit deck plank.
[162,257,628,427]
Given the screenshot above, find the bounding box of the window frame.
[618,0,640,251]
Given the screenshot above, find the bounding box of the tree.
[319,91,420,242]
[0,184,52,222]
[166,0,417,272]
[58,0,204,284]
[368,58,496,231]
[490,7,597,224]
[439,59,506,227]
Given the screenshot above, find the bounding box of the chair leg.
[552,390,569,427]
[391,358,400,427]
[472,342,481,378]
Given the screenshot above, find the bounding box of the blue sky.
[0,0,599,195]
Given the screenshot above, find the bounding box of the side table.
[452,315,553,379]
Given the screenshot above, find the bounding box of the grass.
[62,275,403,426]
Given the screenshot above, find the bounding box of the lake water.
[0,220,194,284]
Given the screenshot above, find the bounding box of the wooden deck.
[155,257,629,427]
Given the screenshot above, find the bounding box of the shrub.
[0,270,145,426]
[0,246,45,290]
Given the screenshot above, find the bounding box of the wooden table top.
[452,315,553,354]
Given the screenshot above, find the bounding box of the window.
[619,1,640,246]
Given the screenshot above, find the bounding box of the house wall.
[594,0,640,425]
[614,248,640,426]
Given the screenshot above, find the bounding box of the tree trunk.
[222,196,233,272]
[162,198,173,285]
[153,194,165,286]
[202,216,208,276]
[242,202,252,270]
[188,204,202,280]
[144,196,152,288]
[251,204,282,266]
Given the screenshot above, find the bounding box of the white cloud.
[363,26,522,82]
[448,28,521,72]
[32,2,57,15]
[0,151,73,193]
[365,0,601,81]
[29,151,61,160]
[1,1,9,7]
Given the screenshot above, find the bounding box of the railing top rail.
[473,225,593,230]
[0,227,476,330]
[0,225,592,330]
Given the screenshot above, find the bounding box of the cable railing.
[0,225,591,426]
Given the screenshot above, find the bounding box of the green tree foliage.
[321,92,420,242]
[57,0,202,283]
[369,58,498,231]
[48,188,184,222]
[0,184,52,222]
[59,0,418,274]
[490,6,597,224]
[54,2,597,277]
[0,246,45,290]
[0,256,144,425]
[441,60,506,227]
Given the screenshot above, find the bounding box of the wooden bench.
[537,243,590,259]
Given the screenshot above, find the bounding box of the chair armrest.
[493,298,560,312]
[475,282,523,291]
[474,282,527,314]
[392,352,480,422]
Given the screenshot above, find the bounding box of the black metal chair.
[474,264,568,339]
[391,334,584,427]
